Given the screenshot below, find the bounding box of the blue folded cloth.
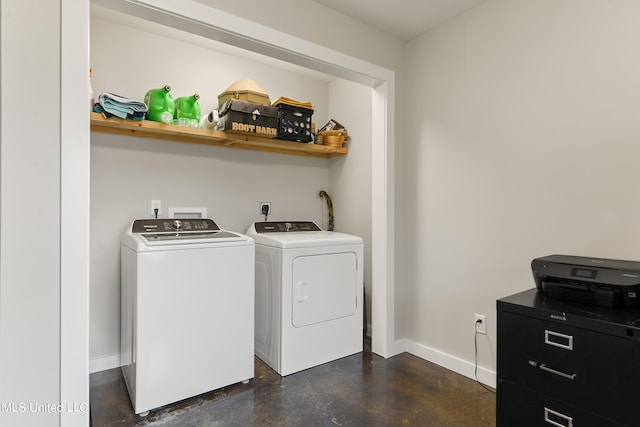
[93,103,145,120]
[97,92,148,120]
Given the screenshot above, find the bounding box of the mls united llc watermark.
[1,401,89,413]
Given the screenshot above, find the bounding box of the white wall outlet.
[475,314,486,334]
[151,200,162,217]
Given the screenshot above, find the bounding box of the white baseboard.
[90,353,120,374]
[90,339,497,389]
[397,338,496,388]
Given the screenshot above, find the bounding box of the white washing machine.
[120,218,254,414]
[246,221,363,376]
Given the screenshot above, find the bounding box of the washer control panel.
[254,221,321,233]
[132,218,220,234]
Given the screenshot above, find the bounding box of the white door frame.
[62,1,91,425]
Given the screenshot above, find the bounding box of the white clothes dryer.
[121,218,254,414]
[246,221,363,376]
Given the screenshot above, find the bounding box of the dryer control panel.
[132,218,220,234]
[254,221,321,233]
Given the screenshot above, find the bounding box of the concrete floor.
[90,343,496,427]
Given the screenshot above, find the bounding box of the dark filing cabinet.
[497,288,640,426]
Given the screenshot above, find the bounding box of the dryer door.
[291,252,357,327]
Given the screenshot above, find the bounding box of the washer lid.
[140,230,243,246]
[246,221,363,248]
[125,218,251,247]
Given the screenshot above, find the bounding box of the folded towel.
[94,103,145,120]
[98,92,148,119]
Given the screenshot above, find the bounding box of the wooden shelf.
[90,112,347,158]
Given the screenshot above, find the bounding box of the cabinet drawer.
[499,311,634,424]
[497,381,625,427]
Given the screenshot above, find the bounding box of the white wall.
[89,12,372,368]
[328,79,373,331]
[402,0,640,383]
[1,0,90,426]
[0,2,61,424]
[192,0,404,74]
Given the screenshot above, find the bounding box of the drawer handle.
[539,364,576,381]
[544,407,573,427]
[545,330,573,350]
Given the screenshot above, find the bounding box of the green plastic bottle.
[174,94,201,125]
[144,85,175,123]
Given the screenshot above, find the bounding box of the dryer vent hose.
[319,190,334,231]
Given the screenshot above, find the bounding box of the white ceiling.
[312,0,486,41]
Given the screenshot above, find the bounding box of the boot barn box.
[216,99,279,138]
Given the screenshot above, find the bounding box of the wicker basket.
[319,130,348,147]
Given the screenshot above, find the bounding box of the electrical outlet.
[259,202,271,217]
[475,314,486,335]
[151,200,162,217]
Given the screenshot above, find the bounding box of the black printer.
[531,254,640,308]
